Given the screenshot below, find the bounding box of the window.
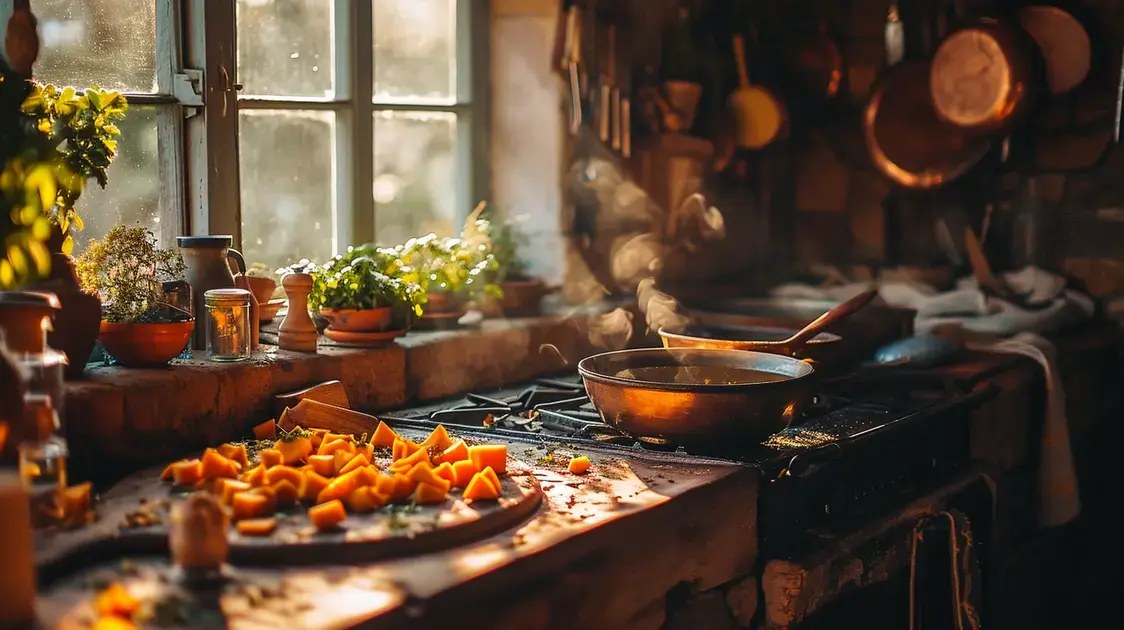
[1,0,487,271]
[236,0,488,272]
[7,0,188,253]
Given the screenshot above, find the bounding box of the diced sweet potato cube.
[468,444,507,474]
[232,491,272,520]
[271,479,300,506]
[480,466,502,495]
[374,473,397,496]
[218,443,249,469]
[309,428,330,449]
[463,473,500,501]
[252,419,276,440]
[451,460,477,488]
[406,461,450,492]
[219,480,252,505]
[236,518,277,537]
[201,449,240,479]
[371,421,399,448]
[274,435,313,465]
[249,485,279,514]
[243,464,267,486]
[258,448,283,468]
[415,482,448,505]
[308,499,347,531]
[160,460,184,481]
[388,474,418,503]
[568,456,592,475]
[345,486,384,513]
[263,465,303,489]
[316,468,365,505]
[435,439,469,464]
[337,453,369,477]
[299,470,331,501]
[94,583,140,617]
[355,442,374,463]
[317,437,355,457]
[333,449,355,474]
[421,424,454,452]
[171,459,203,486]
[323,432,351,445]
[308,454,336,477]
[433,462,456,486]
[390,445,429,472]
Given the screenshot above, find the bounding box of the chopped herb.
[356,431,370,445]
[279,427,312,443]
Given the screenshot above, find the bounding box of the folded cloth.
[772,267,1088,527]
[966,333,1081,527]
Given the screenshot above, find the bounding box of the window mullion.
[350,0,375,245]
[183,0,241,243]
[464,0,491,219]
[155,0,186,245]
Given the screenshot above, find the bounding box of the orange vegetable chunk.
[232,491,272,520]
[94,583,140,617]
[274,435,313,465]
[264,465,303,488]
[308,499,347,531]
[355,442,374,463]
[243,464,267,486]
[160,460,184,481]
[258,448,283,468]
[249,485,279,514]
[316,468,365,505]
[480,466,502,494]
[218,443,249,469]
[415,481,449,504]
[271,479,300,506]
[371,421,399,447]
[318,437,355,457]
[436,439,469,464]
[308,454,336,477]
[252,419,276,440]
[299,470,331,501]
[568,456,592,474]
[309,428,330,448]
[374,473,397,497]
[451,460,477,488]
[345,487,383,512]
[171,459,203,486]
[388,474,418,503]
[219,480,252,505]
[468,444,508,474]
[406,461,450,492]
[421,424,454,451]
[201,449,240,479]
[433,462,456,486]
[390,445,429,472]
[463,473,500,501]
[236,518,277,537]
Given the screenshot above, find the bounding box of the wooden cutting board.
[35,427,542,583]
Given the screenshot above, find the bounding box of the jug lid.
[177,235,232,248]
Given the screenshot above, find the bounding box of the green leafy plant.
[74,225,188,323]
[393,233,501,300]
[1,53,129,287]
[481,217,531,282]
[278,245,426,321]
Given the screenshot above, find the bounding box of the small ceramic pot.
[243,276,277,305]
[424,292,465,315]
[99,320,194,368]
[318,307,392,333]
[500,279,552,317]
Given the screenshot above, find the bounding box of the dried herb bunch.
[75,225,187,323]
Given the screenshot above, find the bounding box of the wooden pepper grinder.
[279,273,318,352]
[233,275,260,350]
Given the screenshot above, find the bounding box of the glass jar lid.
[204,288,252,307]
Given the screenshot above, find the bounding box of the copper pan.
[578,348,815,445]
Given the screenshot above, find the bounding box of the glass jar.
[204,289,253,362]
[0,292,66,421]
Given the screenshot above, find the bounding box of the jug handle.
[227,248,247,276]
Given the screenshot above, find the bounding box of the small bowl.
[99,320,194,368]
[243,276,278,305]
[318,307,392,333]
[259,298,285,322]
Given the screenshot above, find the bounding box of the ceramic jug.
[177,236,246,350]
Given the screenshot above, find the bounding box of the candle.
[0,471,36,629]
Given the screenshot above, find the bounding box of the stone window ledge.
[64,307,623,481]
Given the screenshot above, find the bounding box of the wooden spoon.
[774,288,880,356]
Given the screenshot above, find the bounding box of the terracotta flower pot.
[318,307,392,333]
[424,292,464,315]
[500,279,552,317]
[99,320,194,368]
[243,275,277,305]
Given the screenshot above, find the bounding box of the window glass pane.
[239,110,335,272]
[373,111,457,245]
[71,105,165,254]
[31,0,157,93]
[237,0,333,98]
[373,0,456,103]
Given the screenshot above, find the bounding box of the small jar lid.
[177,235,233,248]
[204,288,252,306]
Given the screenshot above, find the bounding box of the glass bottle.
[204,288,253,361]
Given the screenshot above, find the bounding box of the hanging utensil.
[561,2,583,135]
[885,1,905,65]
[609,25,621,152]
[729,34,785,150]
[1017,5,1092,96]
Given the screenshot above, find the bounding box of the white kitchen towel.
[966,333,1081,527]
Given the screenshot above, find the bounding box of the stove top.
[382,369,994,555]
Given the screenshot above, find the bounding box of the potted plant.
[482,217,554,317]
[0,30,129,377]
[74,226,193,367]
[307,246,425,334]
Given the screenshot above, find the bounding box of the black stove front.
[381,370,994,556]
